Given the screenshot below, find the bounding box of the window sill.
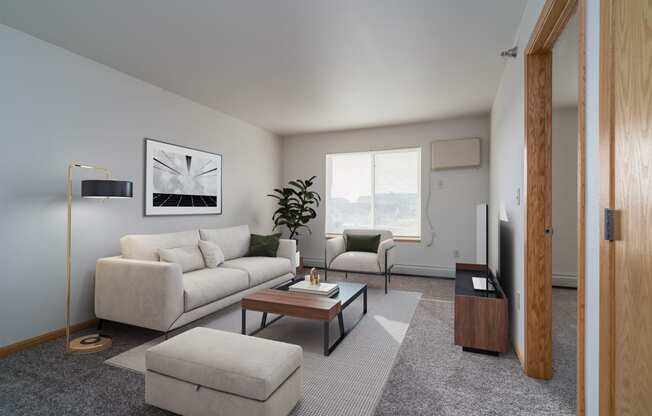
[325,233,421,243]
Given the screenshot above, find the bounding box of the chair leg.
[324,247,328,281]
[345,272,348,279]
[384,270,388,294]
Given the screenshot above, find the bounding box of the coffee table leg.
[323,321,330,356]
[261,312,267,328]
[338,313,345,336]
[241,309,246,335]
[363,287,368,314]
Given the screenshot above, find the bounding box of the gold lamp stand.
[66,162,129,354]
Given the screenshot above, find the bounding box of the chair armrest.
[377,239,397,272]
[276,239,298,270]
[95,256,184,332]
[325,236,346,268]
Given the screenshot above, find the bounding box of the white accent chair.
[324,229,396,294]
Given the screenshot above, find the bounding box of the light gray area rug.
[107,287,422,416]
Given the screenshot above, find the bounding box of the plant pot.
[295,251,304,275]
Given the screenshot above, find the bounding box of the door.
[600,0,652,414]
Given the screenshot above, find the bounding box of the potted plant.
[267,176,321,271]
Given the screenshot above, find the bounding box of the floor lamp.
[66,162,133,353]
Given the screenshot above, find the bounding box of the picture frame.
[144,138,222,216]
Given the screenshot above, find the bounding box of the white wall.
[281,115,490,277]
[0,25,282,347]
[488,0,546,358]
[552,107,578,285]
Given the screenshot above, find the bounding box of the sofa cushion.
[247,233,281,257]
[222,257,292,287]
[200,225,250,260]
[182,267,248,311]
[120,230,200,261]
[330,251,381,273]
[146,327,302,401]
[198,240,225,268]
[159,246,205,273]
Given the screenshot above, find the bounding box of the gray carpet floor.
[0,272,576,415]
[374,291,576,415]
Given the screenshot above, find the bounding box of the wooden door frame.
[523,1,585,412]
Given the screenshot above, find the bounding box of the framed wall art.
[144,138,222,215]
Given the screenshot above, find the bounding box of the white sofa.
[95,225,296,333]
[324,229,396,294]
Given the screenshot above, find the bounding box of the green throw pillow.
[346,234,381,253]
[247,233,282,257]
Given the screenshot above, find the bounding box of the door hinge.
[604,208,616,241]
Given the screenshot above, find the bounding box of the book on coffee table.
[289,281,339,296]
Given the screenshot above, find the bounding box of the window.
[325,148,421,238]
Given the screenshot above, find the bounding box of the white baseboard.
[302,257,455,278]
[553,274,577,288]
[392,264,455,278]
[305,256,577,285]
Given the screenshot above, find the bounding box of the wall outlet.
[453,249,460,258]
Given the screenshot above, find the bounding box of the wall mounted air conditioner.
[431,137,481,170]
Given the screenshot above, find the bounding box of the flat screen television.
[476,203,488,267]
[475,203,498,291]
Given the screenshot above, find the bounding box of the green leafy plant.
[267,176,321,242]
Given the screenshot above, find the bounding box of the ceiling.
[0,0,527,136]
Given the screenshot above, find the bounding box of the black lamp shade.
[81,180,133,198]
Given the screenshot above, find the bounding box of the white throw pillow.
[158,246,205,273]
[198,240,225,268]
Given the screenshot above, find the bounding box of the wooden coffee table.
[241,281,367,356]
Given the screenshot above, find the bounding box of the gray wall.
[281,115,490,277]
[552,107,578,284]
[489,0,546,361]
[0,25,282,347]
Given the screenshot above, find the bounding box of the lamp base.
[68,334,112,354]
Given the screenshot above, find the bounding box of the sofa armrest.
[377,239,397,272]
[276,239,298,270]
[325,236,346,268]
[95,256,184,332]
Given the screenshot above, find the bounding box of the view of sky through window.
[326,148,421,237]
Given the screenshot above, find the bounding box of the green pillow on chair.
[247,233,282,257]
[346,234,381,253]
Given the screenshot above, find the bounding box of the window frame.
[324,147,422,239]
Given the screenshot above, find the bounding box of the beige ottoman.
[145,327,303,416]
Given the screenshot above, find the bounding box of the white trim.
[303,257,454,278]
[392,264,454,278]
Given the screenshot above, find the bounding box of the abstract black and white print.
[145,139,222,215]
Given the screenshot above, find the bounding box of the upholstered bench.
[145,327,303,416]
